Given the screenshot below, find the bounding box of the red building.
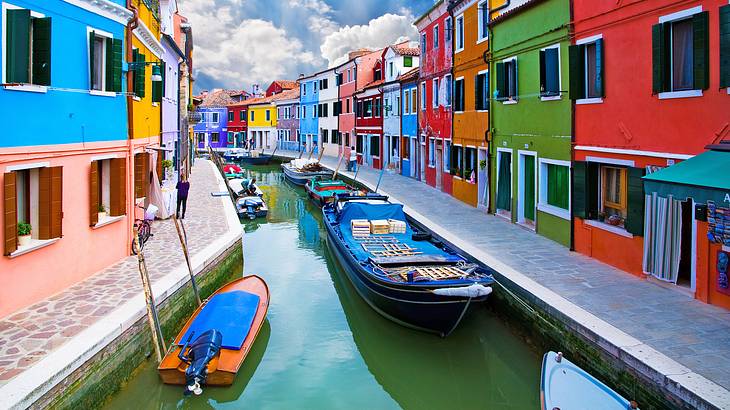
[572,0,730,308]
[266,80,298,97]
[227,102,249,147]
[336,50,371,157]
[415,0,453,192]
[351,49,385,169]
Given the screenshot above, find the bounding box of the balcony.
[188,110,202,124]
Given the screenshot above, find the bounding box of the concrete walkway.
[0,160,241,408]
[278,150,730,407]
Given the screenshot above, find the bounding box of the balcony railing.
[188,110,202,124]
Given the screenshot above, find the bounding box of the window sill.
[455,48,464,54]
[540,95,562,102]
[502,99,518,105]
[454,111,465,115]
[476,36,489,45]
[133,96,141,102]
[658,90,703,100]
[537,203,571,221]
[93,215,125,229]
[3,84,47,93]
[476,109,489,113]
[576,97,603,105]
[9,238,60,258]
[428,164,436,169]
[584,219,634,238]
[152,103,159,107]
[90,90,116,97]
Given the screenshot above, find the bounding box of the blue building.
[400,70,419,178]
[193,90,234,151]
[299,75,319,153]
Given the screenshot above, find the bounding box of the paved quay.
[0,160,241,408]
[277,150,730,408]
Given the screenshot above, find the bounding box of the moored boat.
[281,159,333,186]
[240,151,273,165]
[223,164,245,179]
[222,148,247,162]
[237,196,268,219]
[228,178,263,198]
[158,275,270,393]
[540,351,638,410]
[305,179,355,206]
[322,194,495,336]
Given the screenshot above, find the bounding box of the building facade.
[354,62,384,170]
[336,54,365,156]
[299,76,319,153]
[415,0,453,192]
[315,69,340,157]
[160,34,184,173]
[489,0,573,247]
[227,102,248,148]
[274,88,300,151]
[248,98,278,150]
[351,48,384,167]
[400,69,420,179]
[193,90,234,150]
[451,0,490,208]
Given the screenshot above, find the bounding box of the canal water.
[105,164,541,410]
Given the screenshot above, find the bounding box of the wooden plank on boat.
[369,254,463,267]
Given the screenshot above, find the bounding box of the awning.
[643,149,730,205]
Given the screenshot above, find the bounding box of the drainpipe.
[569,0,576,252]
[177,58,185,179]
[126,1,139,252]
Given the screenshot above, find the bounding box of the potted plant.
[18,222,32,247]
[479,159,487,170]
[98,204,107,220]
[162,159,174,180]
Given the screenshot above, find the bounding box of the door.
[677,200,693,288]
[435,142,443,190]
[478,148,488,210]
[522,154,536,225]
[363,135,371,166]
[383,135,390,168]
[411,137,417,178]
[496,150,512,217]
[419,136,426,181]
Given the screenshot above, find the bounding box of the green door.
[496,152,512,211]
[524,156,535,221]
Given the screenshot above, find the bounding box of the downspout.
[568,0,576,252]
[177,57,185,178]
[126,1,139,253]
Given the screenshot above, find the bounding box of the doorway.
[478,148,488,210]
[383,135,390,168]
[436,140,443,190]
[496,149,512,218]
[677,200,693,288]
[518,152,536,228]
[419,135,426,182]
[410,137,418,178]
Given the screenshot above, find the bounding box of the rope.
[490,275,562,333]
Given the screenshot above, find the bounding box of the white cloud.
[320,13,418,67]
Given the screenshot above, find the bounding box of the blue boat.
[323,195,495,336]
[541,351,638,410]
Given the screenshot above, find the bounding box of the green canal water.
[105,164,541,410]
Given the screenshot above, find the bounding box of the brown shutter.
[156,152,163,182]
[38,168,51,239]
[50,167,62,238]
[134,153,144,198]
[110,158,126,217]
[4,173,17,256]
[90,161,99,226]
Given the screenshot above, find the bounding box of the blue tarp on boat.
[178,290,260,350]
[336,202,461,264]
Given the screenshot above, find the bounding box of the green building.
[489,0,572,247]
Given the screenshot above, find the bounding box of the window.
[91,35,105,91]
[450,145,464,177]
[421,33,427,54]
[131,49,146,98]
[465,147,477,183]
[345,132,350,147]
[346,98,350,113]
[389,62,394,78]
[432,78,439,108]
[445,17,452,43]
[652,9,709,95]
[454,78,465,111]
[601,166,627,223]
[411,87,418,112]
[402,137,410,159]
[228,111,234,121]
[240,110,246,121]
[403,90,410,115]
[420,82,427,110]
[478,1,489,41]
[212,112,219,123]
[428,139,435,166]
[302,83,306,96]
[332,130,339,144]
[374,65,382,81]
[475,71,489,110]
[444,74,453,106]
[266,110,270,121]
[540,45,561,98]
[455,15,464,52]
[374,98,381,118]
[227,132,234,144]
[211,132,219,143]
[322,129,329,143]
[404,56,413,67]
[396,95,401,116]
[444,140,451,172]
[433,25,439,49]
[496,58,518,101]
[364,99,373,117]
[4,8,52,87]
[370,135,380,157]
[538,159,571,220]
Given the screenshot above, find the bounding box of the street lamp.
[151,64,163,82]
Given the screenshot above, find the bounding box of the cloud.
[320,13,418,67]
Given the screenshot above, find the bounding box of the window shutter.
[4,173,18,256]
[6,9,31,84]
[539,50,546,95]
[111,39,123,92]
[573,161,588,218]
[495,62,504,100]
[512,60,519,99]
[90,161,99,226]
[568,44,583,100]
[38,167,52,239]
[721,5,730,88]
[651,23,666,94]
[692,11,709,90]
[135,52,146,98]
[545,48,559,96]
[135,154,145,198]
[474,75,482,110]
[89,31,96,88]
[625,167,646,236]
[32,17,51,86]
[109,158,126,217]
[50,167,62,239]
[161,61,167,98]
[156,152,163,182]
[595,39,605,98]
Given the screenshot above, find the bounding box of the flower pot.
[98,212,107,220]
[18,235,32,247]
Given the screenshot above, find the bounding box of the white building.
[314,68,340,158]
[382,43,420,171]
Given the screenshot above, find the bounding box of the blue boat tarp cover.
[542,351,633,410]
[336,202,462,264]
[179,290,260,350]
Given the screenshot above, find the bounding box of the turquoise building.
[299,74,319,153]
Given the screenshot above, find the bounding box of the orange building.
[450,0,490,208]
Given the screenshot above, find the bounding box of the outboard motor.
[178,329,223,395]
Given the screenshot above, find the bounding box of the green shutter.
[573,161,599,219]
[651,23,666,94]
[474,75,481,110]
[568,44,584,100]
[692,11,709,90]
[135,52,146,98]
[595,39,604,98]
[625,167,646,236]
[721,5,730,88]
[105,37,114,92]
[539,49,546,95]
[111,39,122,92]
[161,61,166,98]
[7,9,31,84]
[495,62,504,100]
[89,31,96,88]
[31,17,51,86]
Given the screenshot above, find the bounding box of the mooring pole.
[307,145,314,160]
[375,164,387,193]
[332,153,345,180]
[174,216,201,306]
[317,145,326,162]
[134,232,165,362]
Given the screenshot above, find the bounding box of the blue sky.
[177,0,433,93]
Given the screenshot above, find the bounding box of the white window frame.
[444,140,451,173]
[1,3,48,93]
[454,76,465,113]
[420,82,427,110]
[428,138,436,168]
[501,56,518,104]
[455,14,465,53]
[537,158,571,220]
[576,34,604,104]
[444,73,453,107]
[87,27,116,97]
[657,6,704,100]
[444,16,452,43]
[540,44,562,102]
[477,0,489,44]
[477,69,488,112]
[433,24,439,49]
[432,78,439,108]
[403,89,410,115]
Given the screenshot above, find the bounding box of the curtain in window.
[642,193,682,283]
[497,152,511,211]
[672,19,694,91]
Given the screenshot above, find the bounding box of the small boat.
[222,149,248,162]
[158,275,270,394]
[228,178,263,198]
[237,196,268,219]
[541,351,638,410]
[223,164,244,179]
[323,194,495,336]
[240,150,273,166]
[305,179,356,206]
[281,159,333,186]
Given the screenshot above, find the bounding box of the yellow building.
[248,99,278,150]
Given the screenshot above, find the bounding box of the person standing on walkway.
[176,174,191,219]
[348,146,357,172]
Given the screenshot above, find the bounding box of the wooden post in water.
[375,163,387,193]
[317,145,326,162]
[332,153,345,180]
[174,216,201,306]
[307,145,314,160]
[134,232,165,362]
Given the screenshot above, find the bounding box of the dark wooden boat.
[240,152,273,165]
[158,276,269,392]
[305,179,355,206]
[322,194,495,336]
[281,160,333,186]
